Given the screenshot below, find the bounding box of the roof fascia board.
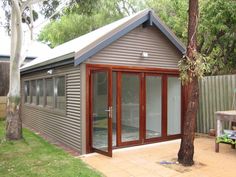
[0,55,10,58]
[0,55,35,60]
[150,13,186,54]
[74,14,149,66]
[21,52,75,72]
[20,57,74,75]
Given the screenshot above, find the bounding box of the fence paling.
[197,74,236,134]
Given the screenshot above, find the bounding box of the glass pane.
[31,80,36,104]
[92,71,108,151]
[167,77,181,135]
[46,78,53,107]
[146,76,162,139]
[121,73,140,142]
[24,81,30,103]
[112,72,116,147]
[55,76,66,110]
[37,79,44,106]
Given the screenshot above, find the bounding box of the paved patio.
[81,136,236,177]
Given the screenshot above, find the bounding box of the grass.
[0,121,102,177]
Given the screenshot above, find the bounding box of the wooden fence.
[0,62,9,96]
[197,74,236,133]
[0,62,9,118]
[0,96,6,118]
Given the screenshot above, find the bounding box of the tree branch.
[21,0,44,12]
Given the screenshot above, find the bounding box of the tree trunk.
[6,0,23,140]
[178,0,199,166]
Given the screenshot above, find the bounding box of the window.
[45,78,53,107]
[55,76,66,110]
[31,80,37,104]
[24,75,66,113]
[37,79,44,106]
[24,81,30,103]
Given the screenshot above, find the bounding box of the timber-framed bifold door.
[87,67,113,157]
[86,64,183,156]
[116,72,143,146]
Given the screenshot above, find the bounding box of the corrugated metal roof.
[0,36,51,58]
[21,9,185,72]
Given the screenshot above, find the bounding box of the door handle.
[105,106,112,118]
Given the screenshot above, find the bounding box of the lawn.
[0,121,102,177]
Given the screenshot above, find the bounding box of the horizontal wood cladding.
[86,26,182,68]
[21,65,81,152]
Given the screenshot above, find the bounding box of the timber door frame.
[86,66,113,157]
[116,71,144,147]
[86,64,184,154]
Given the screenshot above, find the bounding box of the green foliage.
[178,52,211,84]
[146,0,188,43]
[39,11,122,47]
[38,0,145,47]
[198,0,236,74]
[147,0,236,75]
[216,135,236,145]
[0,121,102,177]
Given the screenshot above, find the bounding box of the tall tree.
[3,0,117,140]
[6,0,31,140]
[5,0,42,140]
[177,0,199,166]
[4,0,60,140]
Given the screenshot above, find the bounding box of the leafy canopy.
[38,0,145,47]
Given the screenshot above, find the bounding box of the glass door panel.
[167,77,181,135]
[146,75,162,139]
[121,73,140,143]
[91,69,112,156]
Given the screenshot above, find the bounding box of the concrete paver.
[81,137,236,177]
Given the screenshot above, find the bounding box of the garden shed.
[20,9,186,157]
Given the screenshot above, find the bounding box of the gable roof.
[21,9,185,72]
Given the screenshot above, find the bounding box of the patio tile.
[81,137,236,177]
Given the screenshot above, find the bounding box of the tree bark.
[178,0,199,166]
[6,0,23,140]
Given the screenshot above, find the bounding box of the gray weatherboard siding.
[21,65,81,152]
[85,26,182,68]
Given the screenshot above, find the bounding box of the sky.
[0,0,71,40]
[0,1,53,56]
[0,1,48,40]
